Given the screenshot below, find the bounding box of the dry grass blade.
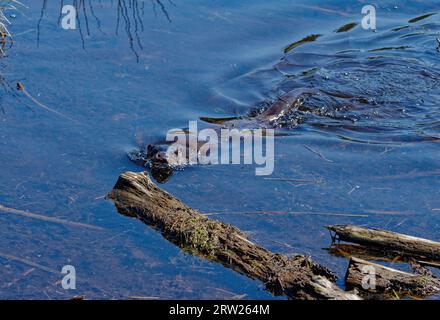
[418,260,440,269]
[0,203,104,230]
[0,1,27,51]
[303,145,334,163]
[204,210,369,218]
[17,82,76,121]
[0,251,59,274]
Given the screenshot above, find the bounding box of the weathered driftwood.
[327,244,408,263]
[418,260,440,270]
[108,171,360,300]
[326,244,440,266]
[345,257,440,297]
[327,225,440,261]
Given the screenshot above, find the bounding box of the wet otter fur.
[129,88,317,182]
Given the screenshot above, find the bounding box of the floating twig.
[303,145,334,163]
[0,204,104,230]
[364,209,413,216]
[17,82,76,121]
[0,251,59,274]
[373,169,440,180]
[204,210,369,218]
[263,177,317,184]
[129,296,162,300]
[347,185,360,195]
[292,4,351,17]
[418,260,440,269]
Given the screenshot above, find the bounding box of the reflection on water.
[38,0,172,60]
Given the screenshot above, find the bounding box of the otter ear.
[146,145,157,156]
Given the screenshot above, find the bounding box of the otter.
[129,87,318,182]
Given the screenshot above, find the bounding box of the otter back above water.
[219,14,440,144]
[131,15,440,178]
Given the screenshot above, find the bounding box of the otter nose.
[154,151,168,162]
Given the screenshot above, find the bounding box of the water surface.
[0,0,439,299]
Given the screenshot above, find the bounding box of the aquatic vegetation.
[334,22,357,33]
[408,12,437,23]
[0,1,22,114]
[0,0,21,55]
[283,34,321,54]
[368,45,412,52]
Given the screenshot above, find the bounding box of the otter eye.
[147,145,160,158]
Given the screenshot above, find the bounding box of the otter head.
[145,144,175,183]
[146,144,170,164]
[127,144,175,183]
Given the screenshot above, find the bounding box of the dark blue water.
[0,0,439,299]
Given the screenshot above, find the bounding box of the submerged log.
[108,171,360,300]
[327,244,440,267]
[327,225,440,261]
[326,244,409,263]
[345,257,440,297]
[418,260,440,270]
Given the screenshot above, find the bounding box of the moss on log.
[108,171,360,300]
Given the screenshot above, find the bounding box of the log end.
[108,171,153,197]
[345,257,440,298]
